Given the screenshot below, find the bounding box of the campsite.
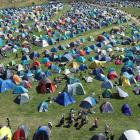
[0,0,140,140]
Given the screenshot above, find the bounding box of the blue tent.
[13,86,28,94]
[50,47,58,53]
[79,64,88,71]
[80,97,97,109]
[0,38,4,47]
[102,80,114,89]
[92,68,104,76]
[45,70,52,77]
[89,57,95,62]
[38,101,48,112]
[33,126,51,140]
[76,56,86,63]
[41,57,50,64]
[0,78,15,93]
[55,92,76,107]
[61,53,73,62]
[89,45,97,50]
[96,73,108,81]
[122,104,132,116]
[30,52,40,59]
[49,64,61,73]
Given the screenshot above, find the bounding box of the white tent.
[116,86,129,98]
[67,82,86,95]
[123,130,140,140]
[85,76,93,83]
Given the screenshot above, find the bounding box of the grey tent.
[14,93,30,104]
[91,133,106,140]
[101,102,114,113]
[67,82,86,95]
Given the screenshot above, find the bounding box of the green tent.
[102,89,112,98]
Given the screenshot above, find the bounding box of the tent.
[102,89,112,98]
[49,64,61,73]
[13,86,28,94]
[38,101,48,112]
[33,126,51,140]
[79,64,88,71]
[108,71,118,80]
[41,58,50,64]
[0,78,15,93]
[80,96,97,109]
[55,92,76,106]
[67,77,81,84]
[122,104,132,116]
[101,102,114,113]
[67,82,86,95]
[30,52,40,59]
[120,130,140,140]
[133,86,140,95]
[101,80,113,89]
[76,56,86,63]
[12,127,26,140]
[69,62,79,70]
[61,54,73,62]
[36,78,56,93]
[14,93,30,104]
[116,86,129,98]
[89,60,106,69]
[0,38,4,47]
[91,133,106,140]
[92,68,104,76]
[0,126,12,140]
[12,74,22,85]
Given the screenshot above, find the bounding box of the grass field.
[121,7,140,17]
[0,2,140,140]
[0,0,48,9]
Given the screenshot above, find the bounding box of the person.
[105,122,110,137]
[94,118,99,128]
[15,52,18,59]
[59,114,65,127]
[6,118,11,128]
[48,121,52,130]
[110,131,115,140]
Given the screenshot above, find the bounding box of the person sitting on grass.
[57,114,65,127]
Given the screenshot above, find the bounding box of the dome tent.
[80,96,97,109]
[55,92,76,107]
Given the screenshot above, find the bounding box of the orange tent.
[45,62,52,67]
[32,61,41,67]
[79,50,86,56]
[13,75,22,85]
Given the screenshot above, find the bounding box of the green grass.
[0,0,48,9]
[0,2,140,140]
[121,7,140,17]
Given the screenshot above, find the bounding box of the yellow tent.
[0,126,12,140]
[69,62,79,69]
[89,60,106,69]
[121,77,131,86]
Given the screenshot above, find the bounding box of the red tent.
[36,78,56,94]
[108,71,118,80]
[12,128,26,140]
[115,59,122,65]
